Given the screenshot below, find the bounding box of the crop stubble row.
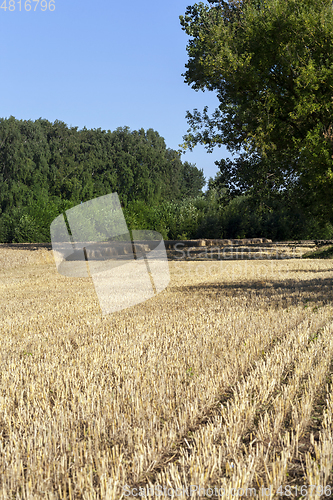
[0,248,332,498]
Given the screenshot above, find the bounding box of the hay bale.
[103,246,118,258]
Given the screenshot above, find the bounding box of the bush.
[13,214,41,243]
[0,212,15,243]
[123,198,202,240]
[194,214,223,239]
[0,196,71,243]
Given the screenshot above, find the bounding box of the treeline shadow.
[176,275,333,310]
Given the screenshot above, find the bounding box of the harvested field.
[0,244,333,498]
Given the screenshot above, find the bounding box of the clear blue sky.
[0,0,234,191]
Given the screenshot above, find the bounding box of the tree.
[179,0,333,220]
[179,161,206,198]
[0,117,210,242]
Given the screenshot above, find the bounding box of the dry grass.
[0,245,333,498]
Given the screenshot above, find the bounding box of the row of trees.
[0,117,205,243]
[106,188,333,241]
[0,112,331,243]
[2,187,330,245]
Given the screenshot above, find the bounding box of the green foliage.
[0,118,206,243]
[123,197,205,240]
[13,214,41,244]
[179,161,206,199]
[1,115,331,244]
[192,189,223,238]
[180,0,333,222]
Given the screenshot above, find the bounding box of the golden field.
[1,244,333,499]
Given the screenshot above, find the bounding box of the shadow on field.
[285,267,333,273]
[176,276,333,310]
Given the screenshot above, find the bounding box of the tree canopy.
[179,0,333,220]
[0,117,206,242]
[0,117,206,209]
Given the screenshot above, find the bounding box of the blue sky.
[0,0,234,190]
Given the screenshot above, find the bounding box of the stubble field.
[0,244,333,499]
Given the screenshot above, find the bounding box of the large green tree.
[179,0,333,220]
